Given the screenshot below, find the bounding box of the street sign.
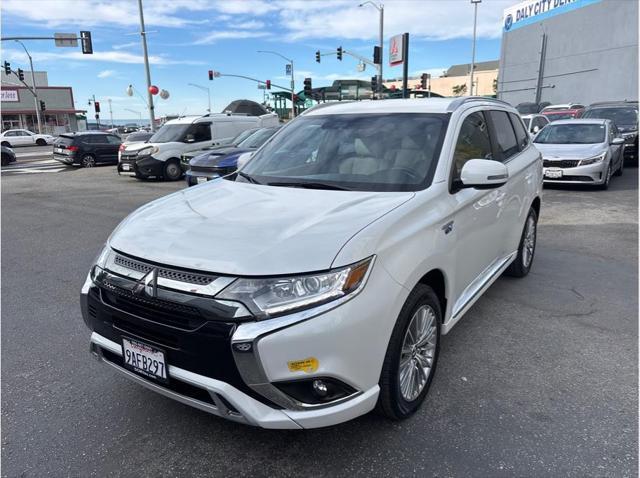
[54,33,78,47]
[212,70,221,78]
[357,62,366,72]
[389,34,404,66]
[258,84,266,89]
[286,64,292,76]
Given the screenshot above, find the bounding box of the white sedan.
[0,129,56,147]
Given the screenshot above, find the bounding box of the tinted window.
[187,123,212,142]
[582,107,638,127]
[509,113,528,149]
[106,135,121,145]
[488,110,519,160]
[91,135,109,144]
[239,128,278,148]
[231,128,259,145]
[534,123,606,144]
[242,113,448,192]
[452,112,493,181]
[522,117,531,130]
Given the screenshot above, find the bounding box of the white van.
[118,113,279,180]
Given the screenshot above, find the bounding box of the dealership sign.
[389,34,404,66]
[503,0,601,32]
[1,90,19,102]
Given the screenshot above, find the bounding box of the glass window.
[238,128,278,148]
[241,113,448,192]
[533,123,606,144]
[582,107,638,127]
[509,113,528,150]
[452,112,493,181]
[106,135,121,145]
[488,110,519,160]
[522,117,531,130]
[149,123,190,143]
[187,123,212,142]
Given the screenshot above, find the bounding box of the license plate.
[122,163,131,171]
[545,168,563,179]
[122,338,168,382]
[54,148,65,154]
[196,176,208,184]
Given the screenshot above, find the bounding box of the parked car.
[53,132,122,167]
[516,101,551,114]
[0,129,55,147]
[117,131,154,164]
[533,118,625,189]
[1,145,16,165]
[582,101,638,162]
[540,103,585,113]
[81,97,542,429]
[521,114,550,135]
[541,104,585,122]
[118,113,279,180]
[185,127,280,186]
[180,127,261,172]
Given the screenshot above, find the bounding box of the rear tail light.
[119,144,125,151]
[68,145,79,152]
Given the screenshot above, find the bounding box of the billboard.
[389,34,404,66]
[1,90,19,102]
[503,0,602,32]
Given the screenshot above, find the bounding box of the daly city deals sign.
[503,0,601,32]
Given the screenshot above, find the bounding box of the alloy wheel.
[522,214,536,268]
[399,305,437,402]
[82,155,96,168]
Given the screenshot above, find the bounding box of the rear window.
[55,135,75,146]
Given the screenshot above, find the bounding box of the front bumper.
[118,155,164,178]
[185,169,221,186]
[80,256,403,429]
[543,160,608,184]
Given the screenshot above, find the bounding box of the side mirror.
[533,125,540,133]
[184,134,195,143]
[236,151,255,170]
[611,137,625,145]
[459,159,509,190]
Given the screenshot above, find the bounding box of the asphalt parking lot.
[2,162,637,477]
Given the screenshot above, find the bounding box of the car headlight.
[137,146,159,157]
[622,132,637,140]
[90,245,112,282]
[579,152,607,166]
[217,257,374,318]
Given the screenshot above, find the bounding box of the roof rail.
[446,96,513,112]
[589,100,639,107]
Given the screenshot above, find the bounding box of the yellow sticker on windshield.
[287,357,319,373]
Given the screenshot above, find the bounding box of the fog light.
[312,379,328,397]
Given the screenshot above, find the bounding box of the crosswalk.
[1,157,71,176]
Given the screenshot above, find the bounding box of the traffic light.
[373,46,381,65]
[4,61,10,75]
[39,100,46,111]
[17,69,24,81]
[265,80,271,90]
[303,77,312,96]
[337,46,343,61]
[420,73,429,89]
[315,50,321,63]
[94,101,101,113]
[80,31,93,54]
[370,76,378,94]
[208,69,213,80]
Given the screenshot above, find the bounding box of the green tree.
[452,84,467,96]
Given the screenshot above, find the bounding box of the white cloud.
[227,20,266,29]
[112,42,139,51]
[97,69,117,78]
[194,30,270,45]
[2,48,204,66]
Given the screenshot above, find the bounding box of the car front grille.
[545,175,594,182]
[113,253,217,286]
[543,159,581,168]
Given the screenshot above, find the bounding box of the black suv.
[582,101,639,162]
[53,132,122,168]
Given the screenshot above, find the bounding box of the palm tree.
[452,84,467,96]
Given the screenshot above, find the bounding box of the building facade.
[1,71,84,134]
[498,0,638,106]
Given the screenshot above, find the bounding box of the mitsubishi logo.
[133,268,158,298]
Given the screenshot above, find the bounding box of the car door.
[105,135,122,162]
[608,123,623,168]
[445,110,505,309]
[184,122,213,152]
[15,130,33,146]
[487,110,541,258]
[89,135,113,162]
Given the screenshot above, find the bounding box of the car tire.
[36,138,47,146]
[163,159,182,181]
[377,284,441,421]
[1,153,10,166]
[598,163,612,190]
[81,154,96,168]
[1,141,11,147]
[505,206,538,278]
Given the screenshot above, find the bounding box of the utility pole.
[359,2,384,98]
[188,83,211,113]
[137,0,156,130]
[13,40,42,134]
[258,50,295,119]
[108,98,113,128]
[469,0,481,96]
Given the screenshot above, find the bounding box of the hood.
[109,179,414,276]
[191,148,252,168]
[126,141,180,152]
[534,142,606,159]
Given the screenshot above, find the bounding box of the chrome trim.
[231,257,376,410]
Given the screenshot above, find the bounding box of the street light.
[257,50,295,119]
[124,108,143,126]
[358,1,384,99]
[188,83,211,113]
[469,0,482,96]
[136,0,156,131]
[14,40,42,134]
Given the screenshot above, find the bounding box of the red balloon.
[149,85,159,95]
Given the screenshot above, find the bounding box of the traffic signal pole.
[13,40,42,134]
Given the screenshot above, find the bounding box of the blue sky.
[1,0,512,120]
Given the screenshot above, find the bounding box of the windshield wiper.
[267,181,351,191]
[237,171,261,185]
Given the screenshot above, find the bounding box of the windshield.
[582,107,638,127]
[534,123,606,144]
[240,113,448,192]
[523,118,531,129]
[545,113,576,122]
[148,124,190,143]
[238,128,277,149]
[126,132,153,142]
[517,104,539,114]
[231,128,258,145]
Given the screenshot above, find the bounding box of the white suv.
[81,98,542,429]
